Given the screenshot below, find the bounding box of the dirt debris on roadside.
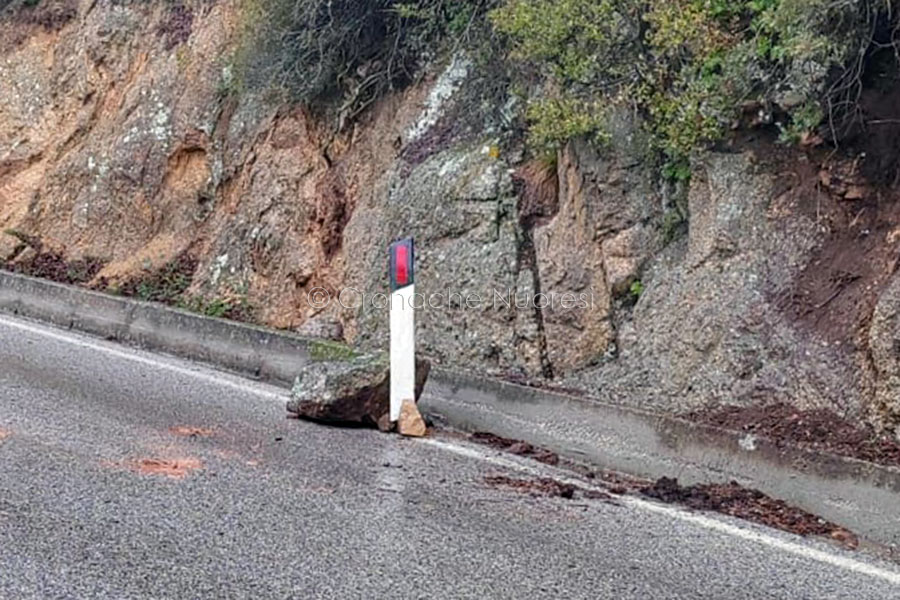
[641,477,859,549]
[470,431,560,465]
[468,428,860,550]
[484,475,615,502]
[688,402,900,467]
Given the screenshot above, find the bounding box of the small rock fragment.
[843,185,868,200]
[398,399,427,437]
[830,528,859,549]
[376,412,394,433]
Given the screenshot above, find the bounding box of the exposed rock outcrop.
[564,147,900,432]
[870,270,900,433]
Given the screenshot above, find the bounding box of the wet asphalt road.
[1,313,899,600]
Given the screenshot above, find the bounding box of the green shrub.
[179,293,255,322]
[777,101,824,143]
[308,340,357,361]
[525,97,610,154]
[492,0,887,164]
[629,279,645,298]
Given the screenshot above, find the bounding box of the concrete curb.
[3,269,900,547]
[0,270,312,385]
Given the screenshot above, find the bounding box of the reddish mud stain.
[170,426,215,438]
[132,457,203,479]
[0,428,10,441]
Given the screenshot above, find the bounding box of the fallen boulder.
[287,353,430,430]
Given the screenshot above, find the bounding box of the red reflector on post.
[390,237,414,291]
[395,245,409,286]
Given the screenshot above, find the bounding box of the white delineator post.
[389,238,415,422]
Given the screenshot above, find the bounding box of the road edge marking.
[0,314,287,403]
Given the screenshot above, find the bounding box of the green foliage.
[491,0,626,83]
[179,294,254,322]
[231,0,886,168]
[116,253,197,308]
[491,0,884,162]
[114,253,254,322]
[526,97,610,154]
[309,340,358,361]
[132,264,192,304]
[778,101,824,143]
[629,279,645,298]
[662,159,692,183]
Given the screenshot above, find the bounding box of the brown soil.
[641,477,859,549]
[688,402,900,467]
[760,144,900,347]
[464,425,861,547]
[514,159,560,229]
[728,117,900,356]
[484,475,575,498]
[0,428,10,441]
[312,169,351,260]
[484,475,618,502]
[470,431,560,465]
[772,197,900,347]
[130,457,203,480]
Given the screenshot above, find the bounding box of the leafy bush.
[179,294,255,322]
[525,97,610,154]
[492,0,890,163]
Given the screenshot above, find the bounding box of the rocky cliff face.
[3,0,900,434]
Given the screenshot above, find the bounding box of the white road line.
[0,314,287,403]
[422,438,900,587]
